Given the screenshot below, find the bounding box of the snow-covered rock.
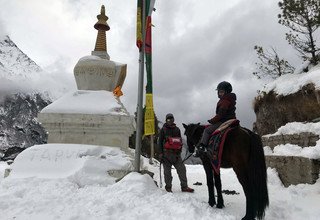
[254,64,320,135]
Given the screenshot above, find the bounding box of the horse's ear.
[197,122,200,125]
[182,123,187,129]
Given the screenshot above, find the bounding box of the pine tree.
[253,45,295,79]
[278,0,320,65]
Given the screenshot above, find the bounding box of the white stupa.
[38,5,135,156]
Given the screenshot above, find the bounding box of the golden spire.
[92,5,110,59]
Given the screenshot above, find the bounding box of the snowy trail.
[149,164,247,218]
[1,151,320,220]
[0,165,237,220]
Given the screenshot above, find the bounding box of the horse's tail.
[248,130,269,219]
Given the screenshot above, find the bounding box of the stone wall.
[265,155,320,187]
[263,133,320,187]
[262,132,319,149]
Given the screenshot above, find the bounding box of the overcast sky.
[0,0,302,130]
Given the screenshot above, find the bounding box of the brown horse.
[182,123,269,220]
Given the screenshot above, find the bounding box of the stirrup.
[197,143,207,152]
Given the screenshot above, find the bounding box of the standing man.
[158,113,194,193]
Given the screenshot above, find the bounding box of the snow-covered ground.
[0,143,319,220]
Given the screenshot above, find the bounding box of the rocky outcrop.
[254,66,320,187]
[254,83,320,135]
[0,93,51,160]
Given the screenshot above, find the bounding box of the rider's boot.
[193,143,207,157]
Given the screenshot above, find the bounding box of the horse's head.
[182,123,204,153]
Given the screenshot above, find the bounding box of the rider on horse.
[183,82,269,219]
[196,81,237,153]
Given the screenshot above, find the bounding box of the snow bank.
[261,64,320,96]
[265,121,320,136]
[8,144,134,187]
[0,165,235,220]
[264,144,320,159]
[0,161,9,181]
[41,90,129,115]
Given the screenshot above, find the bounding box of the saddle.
[214,119,239,134]
[207,119,240,174]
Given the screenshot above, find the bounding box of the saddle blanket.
[207,119,239,174]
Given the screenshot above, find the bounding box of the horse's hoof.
[208,201,216,207]
[216,203,224,209]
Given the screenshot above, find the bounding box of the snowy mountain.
[0,35,41,80]
[0,35,51,160]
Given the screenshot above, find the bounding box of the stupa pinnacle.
[92,5,110,59]
[73,5,127,92]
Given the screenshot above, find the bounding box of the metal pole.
[149,135,154,164]
[134,0,146,172]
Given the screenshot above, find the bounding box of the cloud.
[0,68,76,102]
[0,19,6,37]
[0,0,299,132]
[122,0,293,130]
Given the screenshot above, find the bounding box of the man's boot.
[181,186,194,193]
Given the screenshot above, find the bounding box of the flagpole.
[134,0,146,172]
[149,135,154,164]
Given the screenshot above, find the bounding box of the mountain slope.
[0,35,51,160]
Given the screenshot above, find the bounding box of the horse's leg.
[203,159,216,207]
[234,168,254,220]
[213,172,224,208]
